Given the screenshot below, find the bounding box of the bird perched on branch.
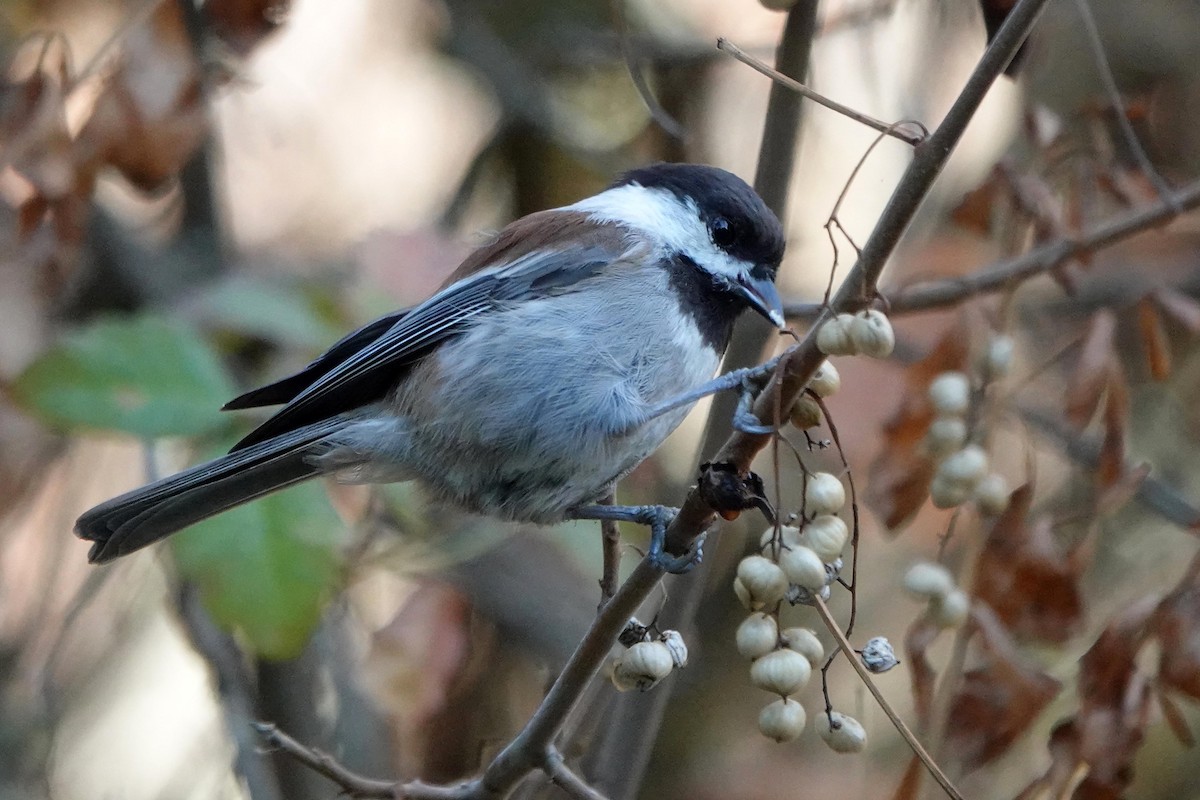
[76,163,786,569]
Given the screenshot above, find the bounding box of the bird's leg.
[637,354,783,426]
[569,504,704,574]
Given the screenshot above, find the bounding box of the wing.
[227,210,634,452]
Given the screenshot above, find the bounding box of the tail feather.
[76,421,344,564]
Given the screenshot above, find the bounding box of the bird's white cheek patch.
[569,184,753,282]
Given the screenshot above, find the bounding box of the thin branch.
[717,38,927,146]
[611,0,686,140]
[782,177,1200,319]
[254,723,468,800]
[545,749,612,800]
[1070,0,1178,210]
[1019,405,1200,530]
[813,597,965,800]
[597,489,621,610]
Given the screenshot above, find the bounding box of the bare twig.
[1070,0,1179,210]
[597,490,621,610]
[611,0,686,140]
[1019,405,1200,529]
[782,177,1200,319]
[254,723,467,800]
[813,597,965,800]
[717,38,927,146]
[545,749,612,800]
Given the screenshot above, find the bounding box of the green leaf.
[195,276,345,350]
[12,315,235,438]
[170,481,345,659]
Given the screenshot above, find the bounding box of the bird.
[75,162,786,568]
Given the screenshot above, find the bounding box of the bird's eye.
[710,217,736,248]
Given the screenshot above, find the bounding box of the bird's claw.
[733,377,776,436]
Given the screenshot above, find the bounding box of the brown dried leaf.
[1156,688,1196,748]
[1013,721,1084,800]
[1136,297,1172,380]
[362,581,473,727]
[890,756,923,800]
[1097,366,1129,490]
[904,616,942,727]
[951,169,1005,234]
[1155,583,1200,702]
[946,606,1062,771]
[1153,288,1200,334]
[1070,597,1157,799]
[1065,311,1116,429]
[866,323,969,530]
[1095,461,1150,518]
[973,484,1084,643]
[207,0,290,55]
[75,3,206,192]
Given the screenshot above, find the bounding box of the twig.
[597,490,621,610]
[781,177,1200,319]
[1019,405,1200,529]
[545,749,612,800]
[813,597,965,800]
[178,588,285,800]
[1070,0,1179,211]
[255,723,463,799]
[611,0,686,140]
[717,38,927,146]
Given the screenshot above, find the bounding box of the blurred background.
[3,0,1200,798]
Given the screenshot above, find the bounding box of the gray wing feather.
[230,244,620,450]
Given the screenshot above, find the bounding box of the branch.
[254,723,468,800]
[545,749,612,800]
[782,177,1200,319]
[813,597,964,800]
[717,38,927,146]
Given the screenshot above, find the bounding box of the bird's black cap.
[614,163,785,272]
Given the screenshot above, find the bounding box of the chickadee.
[76,163,786,567]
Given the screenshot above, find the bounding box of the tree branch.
[254,723,468,800]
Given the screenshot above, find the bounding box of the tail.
[75,420,345,564]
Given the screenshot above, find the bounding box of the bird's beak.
[735,272,786,329]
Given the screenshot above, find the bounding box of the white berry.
[817,711,868,753]
[759,698,807,742]
[613,641,673,691]
[736,556,789,609]
[817,314,859,356]
[736,613,780,660]
[974,473,1011,516]
[903,562,955,600]
[928,372,971,416]
[802,514,849,562]
[849,310,895,358]
[780,545,827,591]
[750,648,812,695]
[809,361,841,397]
[805,472,846,515]
[780,627,824,668]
